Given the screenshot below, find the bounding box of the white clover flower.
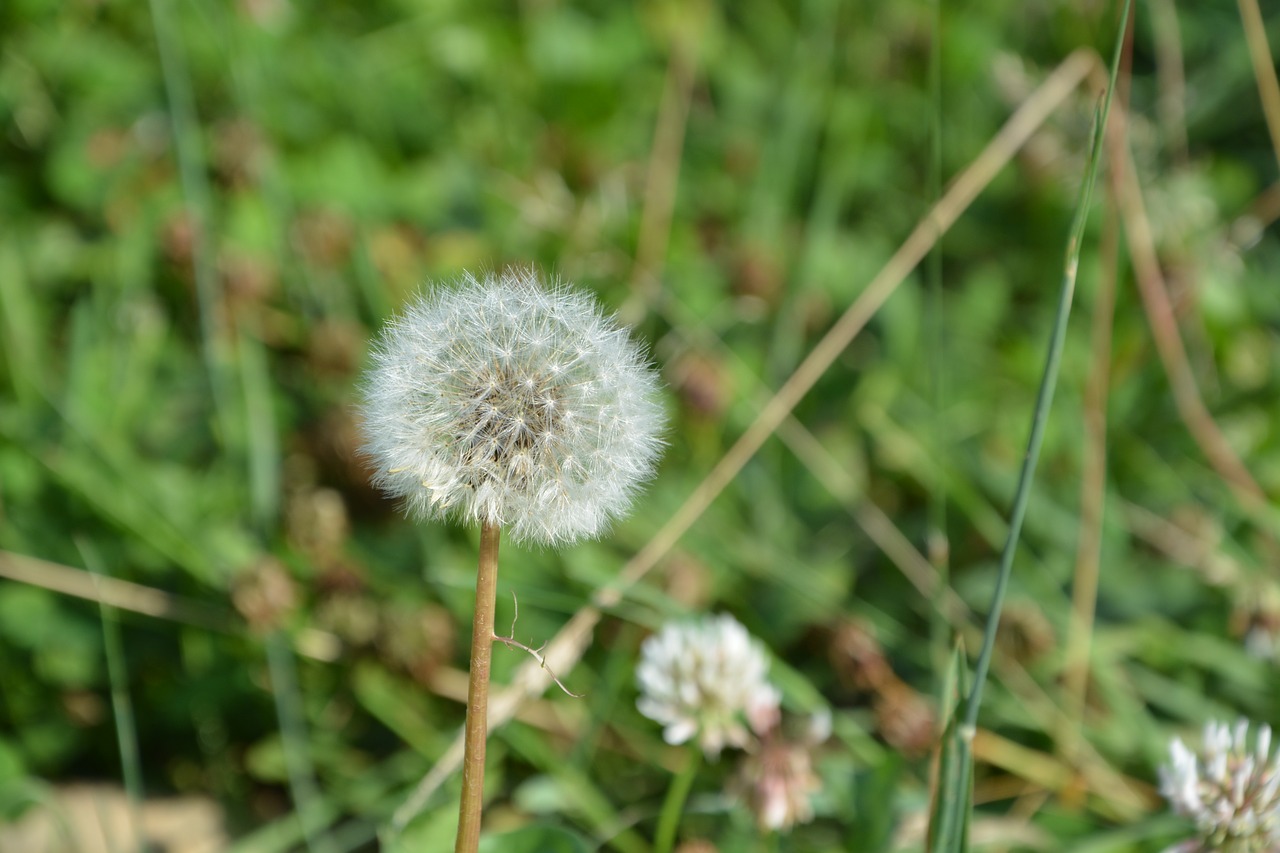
[636,614,781,757]
[361,269,665,545]
[1158,719,1280,853]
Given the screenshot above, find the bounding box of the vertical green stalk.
[150,0,276,532]
[960,0,1132,733]
[79,540,144,853]
[146,0,233,443]
[266,633,337,853]
[927,643,972,853]
[926,0,951,684]
[927,7,1132,852]
[654,749,700,853]
[456,521,502,853]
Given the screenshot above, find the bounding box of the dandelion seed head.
[1159,719,1280,853]
[361,269,665,545]
[635,614,781,758]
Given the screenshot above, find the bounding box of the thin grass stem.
[926,0,952,691]
[148,0,277,533]
[627,3,703,316]
[961,0,1132,732]
[1149,0,1188,162]
[1237,0,1280,175]
[78,539,145,853]
[455,521,502,853]
[653,749,700,853]
[146,0,233,442]
[265,632,338,853]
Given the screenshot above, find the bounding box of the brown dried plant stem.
[1109,113,1270,519]
[1238,0,1280,175]
[455,520,502,853]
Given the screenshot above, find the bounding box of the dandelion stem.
[455,520,502,853]
[654,749,700,853]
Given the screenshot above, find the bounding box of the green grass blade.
[0,243,45,403]
[146,0,235,444]
[927,642,971,853]
[77,538,146,853]
[265,632,339,853]
[962,0,1133,732]
[926,0,951,690]
[654,749,700,853]
[237,329,281,531]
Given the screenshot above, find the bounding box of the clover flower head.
[636,613,781,758]
[1159,719,1280,853]
[360,269,665,545]
[737,709,828,832]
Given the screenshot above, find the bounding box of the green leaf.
[850,752,904,853]
[478,824,592,853]
[384,807,457,853]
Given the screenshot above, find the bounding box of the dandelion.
[361,267,665,546]
[362,269,665,853]
[636,613,781,758]
[1158,719,1280,853]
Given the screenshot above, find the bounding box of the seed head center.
[459,363,563,485]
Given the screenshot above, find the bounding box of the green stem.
[961,0,1132,733]
[146,0,234,444]
[79,540,145,853]
[455,521,502,853]
[654,749,700,853]
[266,632,337,853]
[926,0,951,689]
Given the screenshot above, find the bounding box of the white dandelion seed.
[1158,719,1280,853]
[360,268,666,545]
[636,613,781,758]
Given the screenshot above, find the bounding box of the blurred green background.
[2,1,1280,851]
